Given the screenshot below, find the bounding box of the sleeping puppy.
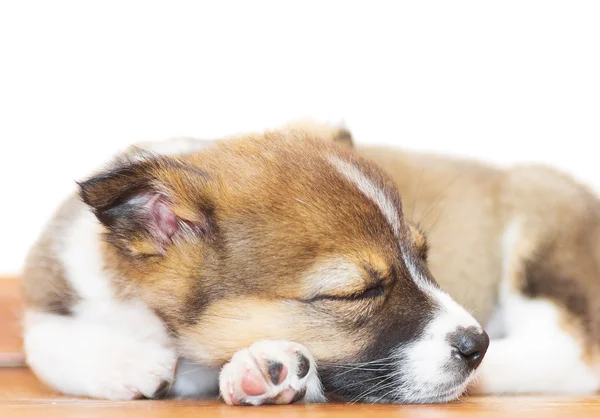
[21,124,488,405]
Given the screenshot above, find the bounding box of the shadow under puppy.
[21,124,488,405]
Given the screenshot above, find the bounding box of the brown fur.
[23,125,436,376]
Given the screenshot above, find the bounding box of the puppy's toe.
[149,380,172,399]
[240,366,269,396]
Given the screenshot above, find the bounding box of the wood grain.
[2,277,600,417]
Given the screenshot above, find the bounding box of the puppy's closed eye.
[306,284,385,303]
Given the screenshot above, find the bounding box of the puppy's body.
[22,127,487,405]
[25,121,599,403]
[359,146,600,394]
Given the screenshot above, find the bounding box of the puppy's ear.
[331,128,354,148]
[282,120,355,148]
[78,154,215,258]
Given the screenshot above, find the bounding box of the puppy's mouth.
[361,389,466,404]
[388,374,476,404]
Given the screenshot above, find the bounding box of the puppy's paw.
[91,340,177,400]
[219,340,323,406]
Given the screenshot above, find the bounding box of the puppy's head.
[79,124,487,403]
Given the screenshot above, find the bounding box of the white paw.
[88,339,177,400]
[218,340,323,406]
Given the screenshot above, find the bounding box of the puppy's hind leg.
[472,220,600,395]
[473,300,599,394]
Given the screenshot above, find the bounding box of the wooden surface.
[2,277,600,417]
[1,367,600,418]
[0,278,25,366]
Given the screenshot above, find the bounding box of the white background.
[1,1,599,275]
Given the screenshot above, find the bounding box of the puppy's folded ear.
[78,153,215,258]
[331,128,354,148]
[282,120,355,148]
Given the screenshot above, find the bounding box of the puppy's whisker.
[320,355,396,367]
[418,174,462,225]
[423,207,444,235]
[175,366,206,377]
[351,376,398,404]
[371,384,405,404]
[294,197,308,206]
[411,168,426,223]
[319,358,396,376]
[336,367,393,377]
[351,374,398,399]
[341,372,396,388]
[321,364,391,370]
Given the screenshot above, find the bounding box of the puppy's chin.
[380,350,478,404]
[360,378,474,404]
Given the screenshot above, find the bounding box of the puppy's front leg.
[218,340,325,405]
[24,310,177,400]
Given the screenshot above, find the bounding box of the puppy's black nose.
[451,327,489,370]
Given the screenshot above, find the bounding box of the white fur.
[473,220,600,394]
[24,310,177,400]
[475,298,599,394]
[394,294,482,403]
[60,207,112,301]
[396,323,475,403]
[328,155,401,235]
[23,206,177,400]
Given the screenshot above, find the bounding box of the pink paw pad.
[219,341,314,406]
[241,368,268,396]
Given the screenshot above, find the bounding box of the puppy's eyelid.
[364,265,391,283]
[304,283,385,303]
